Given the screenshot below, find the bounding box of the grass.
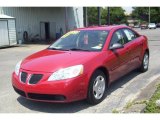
[144,84,160,113]
[125,100,147,109]
[125,100,135,109]
[112,109,119,113]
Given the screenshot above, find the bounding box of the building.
[0,14,17,47]
[0,7,84,43]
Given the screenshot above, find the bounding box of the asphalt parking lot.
[0,28,160,113]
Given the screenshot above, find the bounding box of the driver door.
[106,29,131,82]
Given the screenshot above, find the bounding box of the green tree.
[150,7,160,23]
[131,7,160,23]
[101,8,108,25]
[87,7,127,26]
[87,7,98,25]
[109,7,127,25]
[131,7,149,22]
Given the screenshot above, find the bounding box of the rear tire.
[87,70,107,105]
[139,52,149,72]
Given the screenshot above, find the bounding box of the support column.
[84,7,88,27]
[107,7,110,25]
[65,7,68,32]
[98,7,101,26]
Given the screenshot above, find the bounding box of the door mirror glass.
[109,43,124,50]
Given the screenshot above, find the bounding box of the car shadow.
[17,97,90,113]
[106,70,140,96]
[0,45,20,49]
[17,70,141,113]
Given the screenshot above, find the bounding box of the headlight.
[15,60,22,76]
[48,65,83,81]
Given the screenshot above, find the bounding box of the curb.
[121,77,160,113]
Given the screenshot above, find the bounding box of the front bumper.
[12,70,87,103]
[148,26,156,29]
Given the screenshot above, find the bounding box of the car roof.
[76,25,130,31]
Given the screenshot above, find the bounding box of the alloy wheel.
[93,75,105,100]
[143,53,149,70]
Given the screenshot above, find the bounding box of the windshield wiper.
[48,47,69,51]
[69,48,91,51]
[48,47,91,51]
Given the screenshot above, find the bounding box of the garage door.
[0,21,9,46]
[8,19,17,45]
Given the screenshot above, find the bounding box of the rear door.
[122,28,143,70]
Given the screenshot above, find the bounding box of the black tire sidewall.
[87,70,107,105]
[141,52,149,72]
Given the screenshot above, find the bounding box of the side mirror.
[109,43,124,50]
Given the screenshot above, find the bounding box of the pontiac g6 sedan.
[12,26,149,105]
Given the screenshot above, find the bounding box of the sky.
[123,7,133,14]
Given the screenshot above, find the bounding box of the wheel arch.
[86,66,110,104]
[90,66,110,87]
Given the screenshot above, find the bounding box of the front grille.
[20,72,28,83]
[28,93,66,101]
[13,86,26,97]
[29,74,43,84]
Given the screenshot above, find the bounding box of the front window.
[110,30,126,47]
[48,30,109,51]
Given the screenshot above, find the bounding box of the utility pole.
[65,7,68,32]
[84,7,88,27]
[107,7,110,25]
[149,7,151,23]
[98,7,101,26]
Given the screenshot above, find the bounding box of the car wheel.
[87,70,106,105]
[139,52,149,72]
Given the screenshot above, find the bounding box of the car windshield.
[150,23,155,25]
[48,30,109,51]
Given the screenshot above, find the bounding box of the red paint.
[12,26,149,103]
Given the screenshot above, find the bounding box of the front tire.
[139,52,149,72]
[87,70,107,105]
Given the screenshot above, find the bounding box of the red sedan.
[12,26,149,105]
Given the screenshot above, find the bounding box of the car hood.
[21,49,98,72]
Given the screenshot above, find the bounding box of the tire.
[139,52,149,72]
[87,70,107,105]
